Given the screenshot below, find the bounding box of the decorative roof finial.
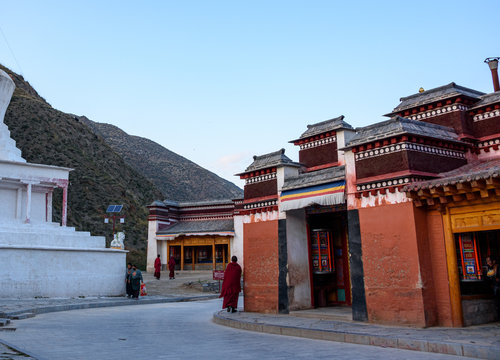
[419,87,425,93]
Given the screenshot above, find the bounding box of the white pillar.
[16,187,22,220]
[46,190,53,223]
[62,185,68,226]
[25,183,32,223]
[160,241,168,267]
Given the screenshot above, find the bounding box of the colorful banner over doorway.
[280,180,345,211]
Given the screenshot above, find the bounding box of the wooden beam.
[480,189,490,198]
[413,198,423,207]
[430,187,445,196]
[222,244,226,270]
[471,180,486,190]
[407,191,420,200]
[456,183,471,192]
[426,198,435,206]
[417,189,432,198]
[443,185,457,195]
[486,177,500,187]
[180,241,184,271]
[439,196,448,204]
[212,238,216,271]
[495,188,500,197]
[452,194,464,202]
[442,207,464,327]
[465,192,477,201]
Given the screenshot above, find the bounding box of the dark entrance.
[307,210,351,307]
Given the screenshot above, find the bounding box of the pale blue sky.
[0,1,499,188]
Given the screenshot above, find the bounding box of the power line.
[0,23,24,75]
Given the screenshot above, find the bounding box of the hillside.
[1,64,163,267]
[78,117,243,201]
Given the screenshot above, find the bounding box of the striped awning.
[280,180,345,211]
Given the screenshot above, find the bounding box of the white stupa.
[0,69,126,298]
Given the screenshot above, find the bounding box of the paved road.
[0,299,475,360]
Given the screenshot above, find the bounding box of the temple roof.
[386,83,484,115]
[469,91,500,110]
[282,166,345,191]
[345,116,462,149]
[157,219,234,235]
[289,115,353,142]
[149,199,235,208]
[236,148,300,175]
[404,159,500,191]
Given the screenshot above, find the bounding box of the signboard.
[213,270,224,281]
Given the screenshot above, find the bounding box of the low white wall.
[286,208,312,310]
[232,215,244,269]
[146,220,158,272]
[0,247,126,298]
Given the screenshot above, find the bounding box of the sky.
[0,1,499,189]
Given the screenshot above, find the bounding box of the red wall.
[473,115,500,138]
[422,111,473,137]
[356,152,407,179]
[359,202,427,326]
[407,151,466,174]
[243,220,279,313]
[299,142,338,168]
[358,202,454,327]
[244,180,278,199]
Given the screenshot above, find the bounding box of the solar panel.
[106,205,123,213]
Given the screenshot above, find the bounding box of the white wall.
[0,247,126,298]
[286,208,312,310]
[232,214,244,269]
[31,191,46,222]
[0,188,16,221]
[146,219,159,272]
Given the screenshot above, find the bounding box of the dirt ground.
[141,270,220,297]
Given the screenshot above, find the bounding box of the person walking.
[220,256,242,313]
[130,264,143,299]
[125,262,133,298]
[154,254,161,280]
[486,256,500,318]
[168,256,176,280]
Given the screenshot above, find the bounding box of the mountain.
[0,64,239,267]
[78,117,243,202]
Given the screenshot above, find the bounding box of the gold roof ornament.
[419,87,425,93]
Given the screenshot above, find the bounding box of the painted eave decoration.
[280,180,345,211]
[157,231,235,240]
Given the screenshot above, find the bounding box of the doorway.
[307,211,351,307]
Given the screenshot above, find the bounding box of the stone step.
[9,313,35,320]
[0,327,16,331]
[0,231,105,249]
[0,318,11,326]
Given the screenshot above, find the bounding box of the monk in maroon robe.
[168,256,176,279]
[220,256,242,313]
[154,254,161,280]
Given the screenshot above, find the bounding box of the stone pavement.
[0,270,218,359]
[0,270,218,319]
[1,269,499,359]
[213,309,500,360]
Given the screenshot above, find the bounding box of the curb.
[0,338,41,360]
[1,294,219,318]
[213,312,499,360]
